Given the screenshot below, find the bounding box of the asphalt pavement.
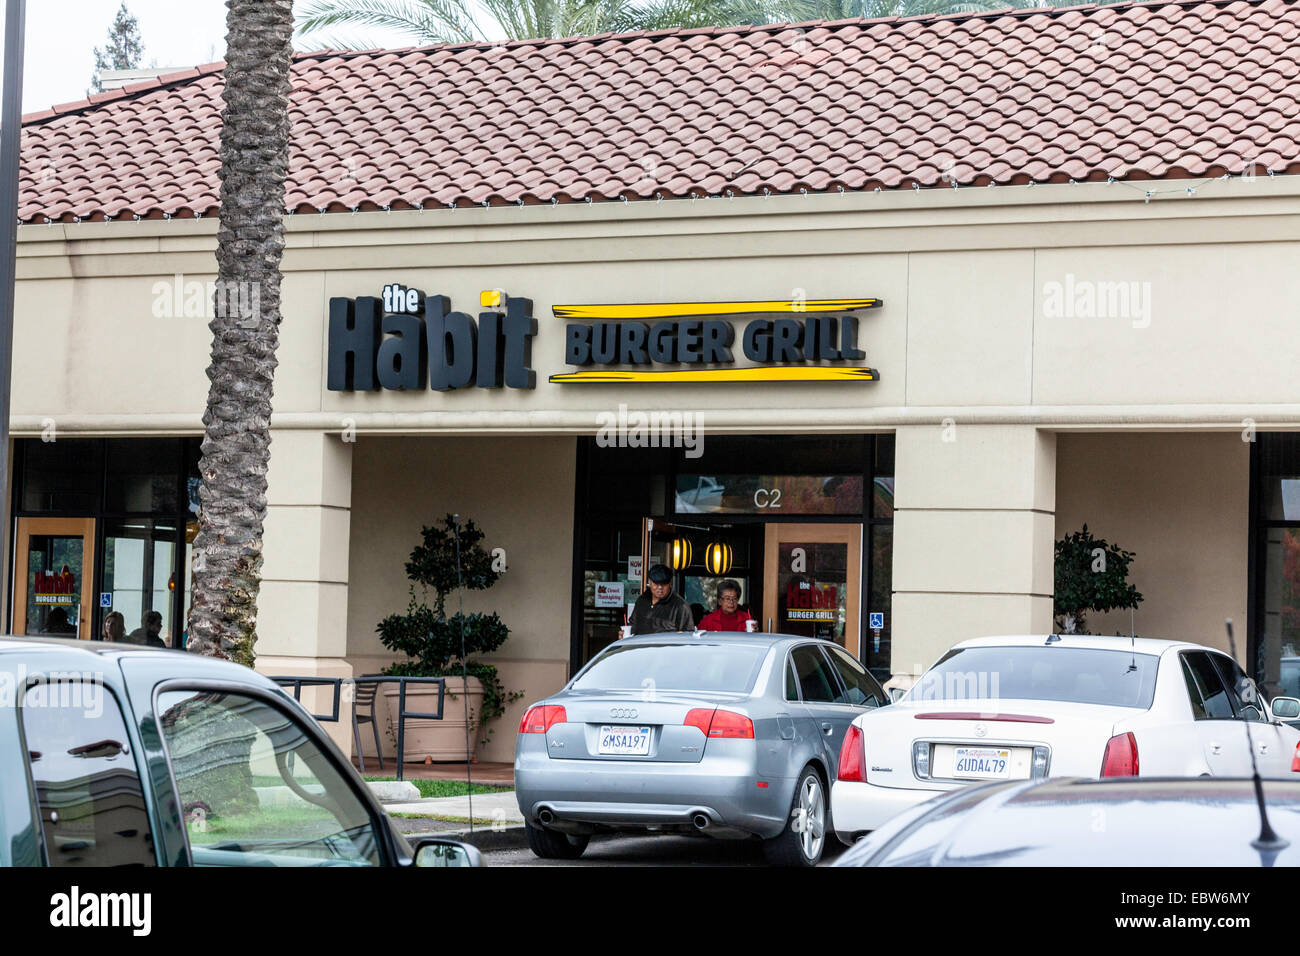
[382,787,848,865]
[482,832,848,867]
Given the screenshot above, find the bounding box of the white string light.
[36,168,1278,228]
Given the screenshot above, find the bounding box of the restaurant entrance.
[7,437,201,646]
[12,517,96,638]
[573,434,895,678]
[763,523,862,657]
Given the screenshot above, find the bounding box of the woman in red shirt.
[698,580,755,632]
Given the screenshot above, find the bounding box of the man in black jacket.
[629,564,695,635]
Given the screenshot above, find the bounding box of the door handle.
[1209,742,1222,755]
[768,617,773,632]
[821,721,834,735]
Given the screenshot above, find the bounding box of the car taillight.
[519,704,566,734]
[684,708,714,735]
[1100,731,1139,777]
[1291,742,1300,772]
[683,707,754,739]
[709,709,754,738]
[838,724,866,782]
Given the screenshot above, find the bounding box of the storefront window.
[872,436,895,519]
[776,541,849,643]
[684,576,750,618]
[580,521,642,663]
[674,474,863,515]
[106,438,183,514]
[1253,434,1300,696]
[24,534,85,637]
[102,519,178,647]
[574,434,895,673]
[866,524,893,672]
[10,437,201,643]
[20,439,104,513]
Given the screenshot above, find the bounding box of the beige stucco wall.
[9,176,1300,757]
[13,177,1300,433]
[345,435,575,761]
[893,425,1056,675]
[1055,432,1250,661]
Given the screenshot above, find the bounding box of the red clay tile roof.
[18,0,1300,223]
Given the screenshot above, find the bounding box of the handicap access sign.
[100,593,112,608]
[869,612,884,630]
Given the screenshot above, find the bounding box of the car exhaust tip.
[692,813,711,830]
[538,808,556,826]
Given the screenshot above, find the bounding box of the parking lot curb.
[438,824,531,850]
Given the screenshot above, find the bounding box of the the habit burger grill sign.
[328,285,538,391]
[327,287,880,390]
[553,297,881,384]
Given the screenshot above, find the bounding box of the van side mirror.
[412,838,484,867]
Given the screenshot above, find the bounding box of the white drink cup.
[620,625,632,639]
[745,619,758,633]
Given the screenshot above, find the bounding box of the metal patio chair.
[351,677,384,773]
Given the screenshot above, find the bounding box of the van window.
[156,689,382,867]
[21,679,156,867]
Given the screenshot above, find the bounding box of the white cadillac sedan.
[830,634,1300,844]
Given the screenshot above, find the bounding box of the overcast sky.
[5,0,418,114]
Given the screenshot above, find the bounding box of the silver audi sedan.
[514,631,888,865]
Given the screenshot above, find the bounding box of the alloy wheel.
[798,775,825,862]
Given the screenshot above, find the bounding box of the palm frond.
[294,28,399,51]
[295,0,1088,50]
[767,0,1011,21]
[620,0,778,31]
[295,0,485,45]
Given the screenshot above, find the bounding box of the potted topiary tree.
[1054,524,1144,634]
[376,515,519,762]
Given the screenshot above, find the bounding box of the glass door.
[13,517,96,639]
[102,519,180,648]
[639,518,756,630]
[640,517,687,593]
[763,523,862,656]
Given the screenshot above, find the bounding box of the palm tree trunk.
[186,0,294,666]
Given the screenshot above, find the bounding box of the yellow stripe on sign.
[548,367,880,384]
[551,298,882,320]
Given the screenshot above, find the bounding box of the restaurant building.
[9,0,1300,760]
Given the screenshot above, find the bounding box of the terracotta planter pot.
[380,677,484,763]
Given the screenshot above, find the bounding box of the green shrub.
[377,515,523,740]
[1054,524,1143,634]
